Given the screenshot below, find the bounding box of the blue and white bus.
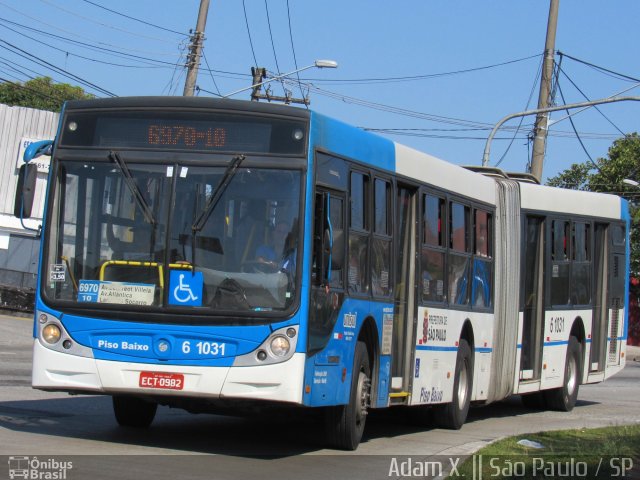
[19,97,630,450]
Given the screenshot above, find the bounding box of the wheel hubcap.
[566,355,577,396]
[457,360,469,411]
[356,370,371,425]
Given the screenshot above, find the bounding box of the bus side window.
[448,201,471,305]
[371,178,391,297]
[472,209,493,308]
[421,193,445,303]
[348,172,369,295]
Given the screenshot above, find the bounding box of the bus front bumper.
[31,340,305,404]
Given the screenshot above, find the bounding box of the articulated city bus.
[18,97,629,450]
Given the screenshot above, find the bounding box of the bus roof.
[63,96,311,120]
[519,181,622,219]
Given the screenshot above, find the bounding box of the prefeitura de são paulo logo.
[8,456,73,479]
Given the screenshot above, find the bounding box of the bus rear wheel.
[325,341,371,450]
[545,336,581,412]
[435,339,472,430]
[112,396,157,428]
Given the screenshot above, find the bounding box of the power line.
[35,0,178,44]
[264,0,287,95]
[556,77,599,171]
[0,54,47,78]
[0,38,115,96]
[281,77,493,129]
[496,54,543,168]
[0,22,177,70]
[549,80,640,127]
[559,51,640,83]
[264,0,282,74]
[557,63,627,137]
[200,54,542,89]
[363,127,618,141]
[79,0,189,37]
[302,54,543,85]
[0,16,185,67]
[0,2,181,56]
[285,0,304,102]
[201,49,221,96]
[242,0,258,67]
[162,42,188,95]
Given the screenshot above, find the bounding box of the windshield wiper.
[192,154,245,233]
[108,151,156,225]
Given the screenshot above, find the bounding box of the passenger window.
[424,194,445,247]
[350,172,369,231]
[374,179,390,235]
[474,210,491,258]
[450,202,470,252]
[472,209,493,308]
[372,178,391,297]
[348,172,369,295]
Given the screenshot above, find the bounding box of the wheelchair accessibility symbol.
[169,271,203,306]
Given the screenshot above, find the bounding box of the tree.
[0,76,93,112]
[547,133,640,275]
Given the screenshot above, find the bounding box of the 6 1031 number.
[181,341,226,357]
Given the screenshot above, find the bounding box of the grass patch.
[453,424,640,479]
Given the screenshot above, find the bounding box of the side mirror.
[24,140,53,162]
[14,163,38,218]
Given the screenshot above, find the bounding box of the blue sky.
[0,0,638,182]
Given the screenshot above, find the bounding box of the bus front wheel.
[112,396,157,428]
[325,341,371,450]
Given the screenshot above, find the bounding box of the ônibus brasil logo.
[8,456,73,479]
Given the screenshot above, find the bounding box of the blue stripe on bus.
[416,345,458,352]
[416,345,493,353]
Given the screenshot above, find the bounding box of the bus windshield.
[43,157,302,316]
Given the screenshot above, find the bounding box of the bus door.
[390,184,418,402]
[520,215,545,381]
[590,223,608,372]
[606,223,627,367]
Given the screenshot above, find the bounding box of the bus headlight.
[42,324,62,344]
[233,325,298,367]
[269,336,291,357]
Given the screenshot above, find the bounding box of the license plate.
[139,371,184,390]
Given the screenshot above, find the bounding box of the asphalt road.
[1,313,639,480]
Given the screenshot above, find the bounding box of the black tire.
[435,339,472,430]
[325,341,371,450]
[545,336,582,412]
[521,391,547,410]
[112,396,157,428]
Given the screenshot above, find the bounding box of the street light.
[222,59,338,99]
[623,178,639,187]
[481,95,640,181]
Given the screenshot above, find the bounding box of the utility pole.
[183,0,210,97]
[529,0,559,181]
